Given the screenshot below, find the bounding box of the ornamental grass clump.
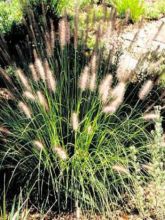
[0,6,164,218]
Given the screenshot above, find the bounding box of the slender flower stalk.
[71,112,79,131]
[99,74,113,104]
[139,80,154,100]
[16,68,32,91]
[18,101,32,119]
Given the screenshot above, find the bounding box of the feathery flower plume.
[79,65,90,91]
[112,165,129,175]
[71,112,79,131]
[90,53,97,75]
[33,140,44,150]
[99,74,113,104]
[16,68,32,91]
[54,146,68,160]
[18,101,32,119]
[103,82,126,114]
[35,58,46,82]
[111,82,126,101]
[50,19,55,53]
[138,80,154,100]
[0,127,11,135]
[59,17,70,49]
[0,88,14,100]
[143,112,159,121]
[29,63,39,82]
[116,53,138,82]
[89,73,97,92]
[23,91,36,101]
[44,60,56,92]
[37,91,49,111]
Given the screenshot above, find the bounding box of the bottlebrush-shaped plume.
[44,60,56,92]
[18,101,32,119]
[79,65,90,91]
[116,53,138,82]
[35,57,46,82]
[54,146,68,160]
[59,17,70,49]
[37,91,49,111]
[71,112,79,131]
[138,80,154,100]
[29,63,39,82]
[16,68,32,91]
[99,74,113,104]
[23,91,36,101]
[33,140,44,150]
[112,165,129,175]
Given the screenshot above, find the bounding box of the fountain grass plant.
[0,6,163,218]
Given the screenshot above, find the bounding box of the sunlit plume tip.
[18,101,32,119]
[117,53,138,82]
[54,146,68,160]
[99,74,113,104]
[33,140,44,150]
[71,112,79,131]
[112,165,129,175]
[79,65,90,91]
[23,91,36,101]
[16,68,32,91]
[138,80,154,100]
[37,91,49,111]
[143,112,159,121]
[44,60,56,92]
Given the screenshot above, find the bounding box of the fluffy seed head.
[0,88,14,100]
[33,140,44,150]
[35,58,46,82]
[29,63,39,82]
[89,73,97,92]
[59,17,70,49]
[23,91,36,101]
[112,165,129,175]
[54,146,68,160]
[44,60,56,92]
[117,53,138,82]
[143,112,159,121]
[111,82,126,101]
[139,80,154,100]
[0,127,11,135]
[79,65,90,91]
[90,53,97,75]
[16,68,31,91]
[37,91,49,111]
[71,112,79,131]
[18,101,32,119]
[99,74,113,104]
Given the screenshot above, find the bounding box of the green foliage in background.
[110,0,145,22]
[0,0,23,34]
